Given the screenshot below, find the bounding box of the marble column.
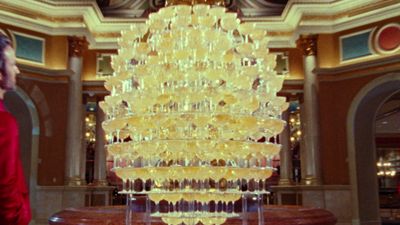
[80,105,87,183]
[65,36,87,186]
[299,99,306,183]
[296,35,321,185]
[278,108,292,185]
[94,104,108,186]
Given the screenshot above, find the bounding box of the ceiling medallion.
[165,0,226,6]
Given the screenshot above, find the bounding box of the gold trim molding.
[0,3,84,24]
[92,32,121,39]
[1,0,399,49]
[268,31,294,37]
[348,0,398,17]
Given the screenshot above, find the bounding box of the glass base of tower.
[125,193,266,225]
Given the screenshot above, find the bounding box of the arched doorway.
[3,87,40,223]
[347,72,400,225]
[375,90,400,223]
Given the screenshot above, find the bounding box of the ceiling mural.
[96,0,288,18]
[237,0,288,17]
[97,0,149,18]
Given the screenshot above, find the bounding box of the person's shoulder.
[0,111,17,131]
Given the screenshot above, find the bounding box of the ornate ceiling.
[0,0,399,49]
[97,0,288,18]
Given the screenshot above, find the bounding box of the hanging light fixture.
[100,0,288,224]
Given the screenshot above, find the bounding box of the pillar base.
[278,178,293,186]
[93,179,108,186]
[66,176,86,186]
[302,176,320,185]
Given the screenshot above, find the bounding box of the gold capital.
[296,35,318,56]
[93,179,109,186]
[302,175,321,186]
[68,36,88,57]
[66,176,86,186]
[278,178,293,186]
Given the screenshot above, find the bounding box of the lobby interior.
[0,0,399,224]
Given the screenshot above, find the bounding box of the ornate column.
[296,35,321,185]
[65,36,87,186]
[80,105,87,183]
[299,99,306,183]
[278,107,292,185]
[94,103,108,186]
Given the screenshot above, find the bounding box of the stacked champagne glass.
[101,3,288,225]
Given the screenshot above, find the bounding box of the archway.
[347,72,400,225]
[375,90,400,221]
[3,87,40,223]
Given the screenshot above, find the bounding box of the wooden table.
[49,205,337,225]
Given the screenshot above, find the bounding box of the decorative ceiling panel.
[96,0,288,18]
[1,0,399,49]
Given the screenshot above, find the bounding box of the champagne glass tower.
[101,0,288,224]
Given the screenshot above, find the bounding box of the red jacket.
[0,100,31,225]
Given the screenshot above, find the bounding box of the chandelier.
[100,1,288,224]
[377,158,396,177]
